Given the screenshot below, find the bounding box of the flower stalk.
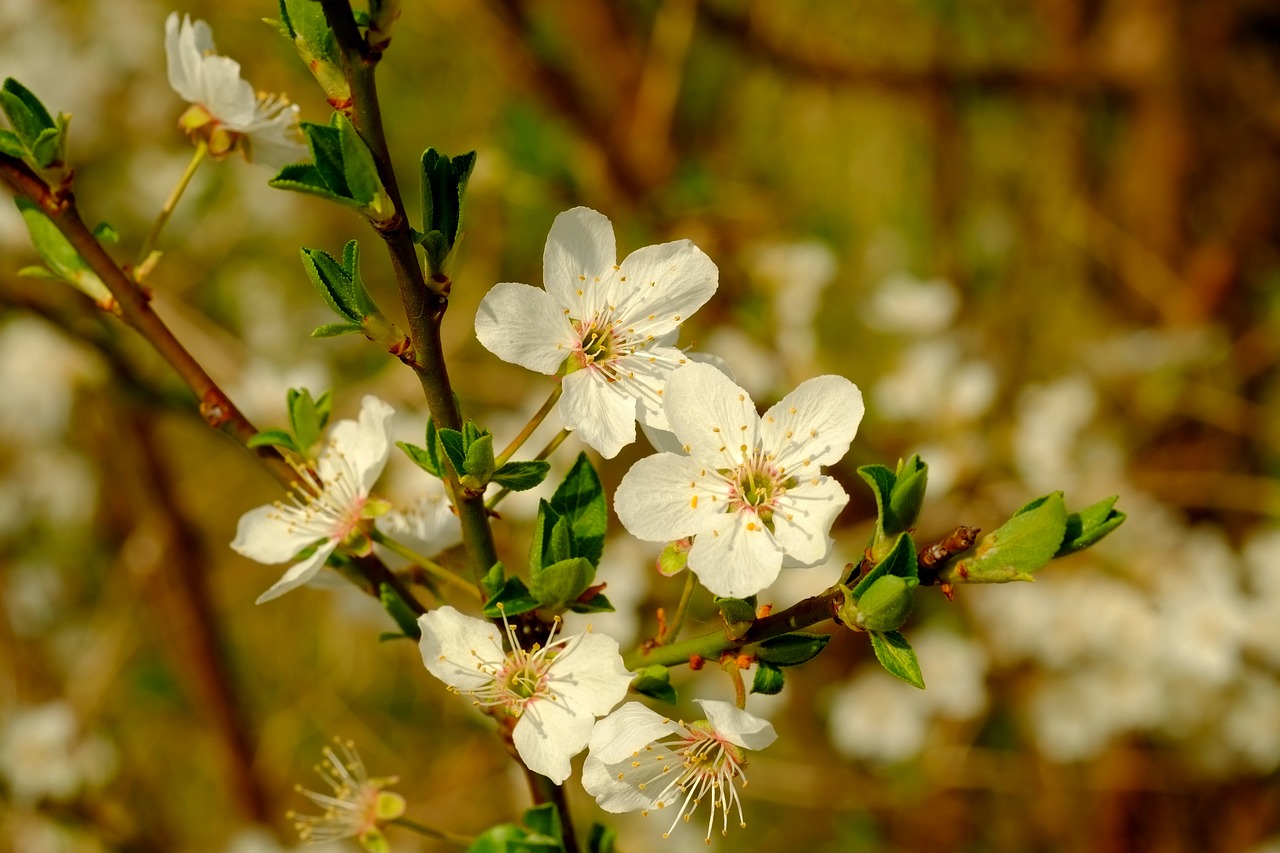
[134,139,207,277]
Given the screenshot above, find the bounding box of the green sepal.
[631,665,677,705]
[715,596,756,641]
[566,590,613,614]
[939,491,1068,584]
[419,148,476,274]
[549,453,607,566]
[851,531,918,598]
[378,583,422,640]
[657,539,690,576]
[491,460,550,491]
[1057,495,1126,557]
[14,198,111,303]
[481,576,540,618]
[529,557,594,611]
[287,387,332,457]
[276,0,349,105]
[246,427,300,453]
[869,630,925,689]
[753,632,830,667]
[587,823,618,853]
[482,561,505,599]
[751,661,785,695]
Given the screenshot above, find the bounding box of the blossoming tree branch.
[0,3,1126,850]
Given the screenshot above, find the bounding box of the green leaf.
[436,428,468,476]
[851,531,918,598]
[312,321,364,337]
[1,78,55,155]
[631,665,677,704]
[482,561,506,599]
[550,453,607,566]
[278,0,349,103]
[715,596,756,641]
[587,823,618,853]
[657,539,690,576]
[870,630,925,689]
[1057,495,1126,557]
[419,148,477,273]
[754,632,831,666]
[379,583,422,640]
[287,388,329,455]
[465,823,562,853]
[397,440,443,477]
[246,428,300,453]
[939,492,1068,584]
[566,590,613,614]
[91,222,119,243]
[300,241,379,325]
[521,804,563,844]
[491,460,550,491]
[268,163,356,206]
[530,557,594,611]
[889,454,928,535]
[336,112,385,209]
[0,129,23,158]
[14,198,111,303]
[482,577,540,618]
[302,120,349,195]
[751,661,785,695]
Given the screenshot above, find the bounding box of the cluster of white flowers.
[0,702,118,805]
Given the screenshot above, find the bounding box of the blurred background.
[2,0,1279,850]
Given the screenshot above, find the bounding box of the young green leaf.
[14,199,111,303]
[751,661,785,695]
[715,596,756,641]
[549,453,607,566]
[481,577,540,618]
[529,557,594,611]
[379,583,421,640]
[246,428,300,454]
[1057,495,1126,557]
[491,460,550,491]
[753,632,831,666]
[939,492,1068,584]
[870,630,925,689]
[631,665,678,705]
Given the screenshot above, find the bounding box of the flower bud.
[838,574,918,632]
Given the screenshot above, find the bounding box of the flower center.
[633,722,751,841]
[271,457,369,545]
[724,454,793,527]
[467,614,569,718]
[573,319,620,368]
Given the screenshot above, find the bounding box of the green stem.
[135,140,207,274]
[388,817,473,846]
[369,528,479,599]
[722,656,747,710]
[657,571,697,645]
[623,585,844,671]
[495,384,562,468]
[486,428,572,511]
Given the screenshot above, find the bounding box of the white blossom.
[232,396,394,604]
[582,700,776,843]
[165,12,306,168]
[615,363,863,598]
[0,702,117,805]
[288,739,404,852]
[417,606,632,784]
[474,207,718,458]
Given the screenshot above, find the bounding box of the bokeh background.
[2,0,1279,851]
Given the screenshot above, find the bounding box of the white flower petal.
[695,700,777,751]
[616,345,690,430]
[254,542,336,604]
[586,702,683,764]
[513,696,594,784]
[230,504,327,564]
[615,453,721,541]
[559,370,637,459]
[687,510,784,598]
[416,606,505,693]
[614,240,718,339]
[375,493,462,559]
[475,283,574,374]
[582,757,659,813]
[770,476,849,566]
[544,633,632,717]
[319,395,395,493]
[665,363,761,468]
[762,375,864,471]
[542,208,617,311]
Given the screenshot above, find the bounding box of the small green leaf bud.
[839,574,919,632]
